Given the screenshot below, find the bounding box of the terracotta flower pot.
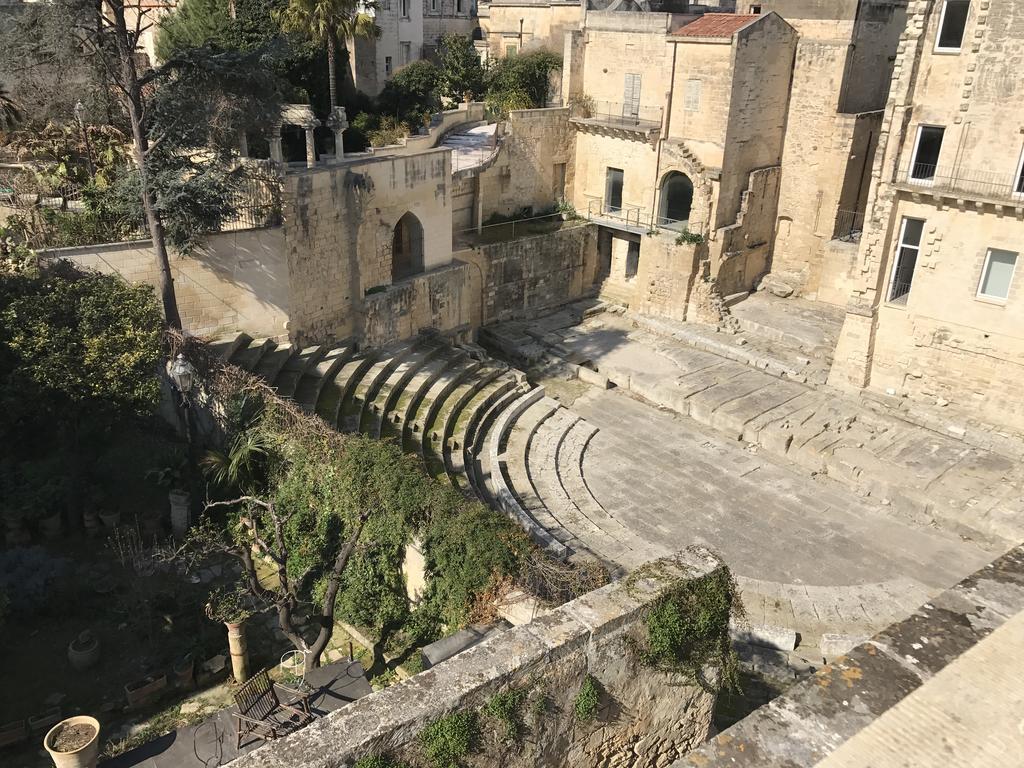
[43,715,100,768]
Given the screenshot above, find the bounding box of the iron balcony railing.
[902,163,1024,202]
[832,209,866,242]
[888,280,912,306]
[573,101,663,132]
[585,197,705,237]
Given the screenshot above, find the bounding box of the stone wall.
[230,550,721,768]
[461,221,600,325]
[283,148,455,345]
[478,108,575,221]
[482,0,585,60]
[39,228,289,338]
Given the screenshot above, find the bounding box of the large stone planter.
[168,490,190,539]
[43,715,100,768]
[124,673,167,710]
[67,631,100,672]
[225,621,250,684]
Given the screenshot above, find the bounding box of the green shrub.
[675,229,705,246]
[419,710,480,768]
[484,686,528,743]
[354,755,411,768]
[573,674,601,722]
[632,568,742,693]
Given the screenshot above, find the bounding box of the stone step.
[463,384,530,502]
[229,337,275,372]
[253,344,295,387]
[400,351,470,446]
[293,345,355,411]
[423,365,501,462]
[209,333,252,362]
[273,346,326,400]
[332,353,380,431]
[373,342,448,440]
[446,379,519,494]
[353,343,417,434]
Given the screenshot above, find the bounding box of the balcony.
[897,163,1024,206]
[584,198,704,237]
[570,101,663,142]
[832,209,866,243]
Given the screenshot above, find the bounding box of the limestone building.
[562,10,797,319]
[348,0,426,97]
[477,0,583,59]
[829,0,1024,429]
[422,0,478,58]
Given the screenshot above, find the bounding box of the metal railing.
[587,198,648,229]
[573,100,663,132]
[832,209,865,242]
[455,211,571,247]
[901,163,1024,202]
[888,280,912,306]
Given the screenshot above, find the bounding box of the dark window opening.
[392,212,425,282]
[605,167,624,213]
[937,1,970,50]
[910,126,944,181]
[625,240,640,279]
[658,171,694,231]
[889,217,924,304]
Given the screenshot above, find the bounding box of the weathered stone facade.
[229,550,721,768]
[829,0,1024,430]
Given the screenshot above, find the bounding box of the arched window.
[392,212,425,282]
[658,172,694,231]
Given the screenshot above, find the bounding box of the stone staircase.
[210,333,637,572]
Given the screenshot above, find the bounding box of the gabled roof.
[672,13,761,39]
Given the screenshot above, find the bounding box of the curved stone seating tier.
[273,346,326,400]
[213,334,620,569]
[399,351,470,449]
[373,343,448,440]
[293,345,355,411]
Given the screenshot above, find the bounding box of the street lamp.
[168,353,197,404]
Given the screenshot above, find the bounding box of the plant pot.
[43,715,100,768]
[139,510,162,539]
[168,490,190,539]
[174,653,195,690]
[98,510,120,529]
[82,509,100,538]
[67,631,100,672]
[0,719,28,748]
[39,509,63,540]
[124,673,167,710]
[224,622,250,683]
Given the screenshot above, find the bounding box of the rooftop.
[673,13,760,38]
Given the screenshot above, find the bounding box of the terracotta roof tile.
[673,13,761,39]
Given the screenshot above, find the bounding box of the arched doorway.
[391,212,424,282]
[658,172,694,231]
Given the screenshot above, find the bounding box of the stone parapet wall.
[39,228,289,338]
[230,550,721,768]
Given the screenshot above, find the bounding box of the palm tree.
[276,0,380,108]
[0,83,22,131]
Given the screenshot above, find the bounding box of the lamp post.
[167,353,199,538]
[73,100,96,181]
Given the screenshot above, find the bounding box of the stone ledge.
[673,543,1024,768]
[230,549,720,768]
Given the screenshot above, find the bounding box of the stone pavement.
[503,307,1024,545]
[570,386,999,646]
[817,609,1024,767]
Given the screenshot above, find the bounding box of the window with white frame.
[1015,147,1024,198]
[909,125,944,183]
[684,79,701,112]
[978,248,1017,301]
[889,217,925,305]
[936,0,970,52]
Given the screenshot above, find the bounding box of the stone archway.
[391,212,425,282]
[657,171,694,231]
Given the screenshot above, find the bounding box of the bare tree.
[201,496,369,673]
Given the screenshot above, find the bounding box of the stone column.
[225,621,250,683]
[269,134,283,164]
[305,127,316,169]
[237,130,249,159]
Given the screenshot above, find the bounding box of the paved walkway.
[536,310,1024,545]
[570,387,999,645]
[816,609,1024,767]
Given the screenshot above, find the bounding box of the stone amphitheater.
[211,297,1016,661]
